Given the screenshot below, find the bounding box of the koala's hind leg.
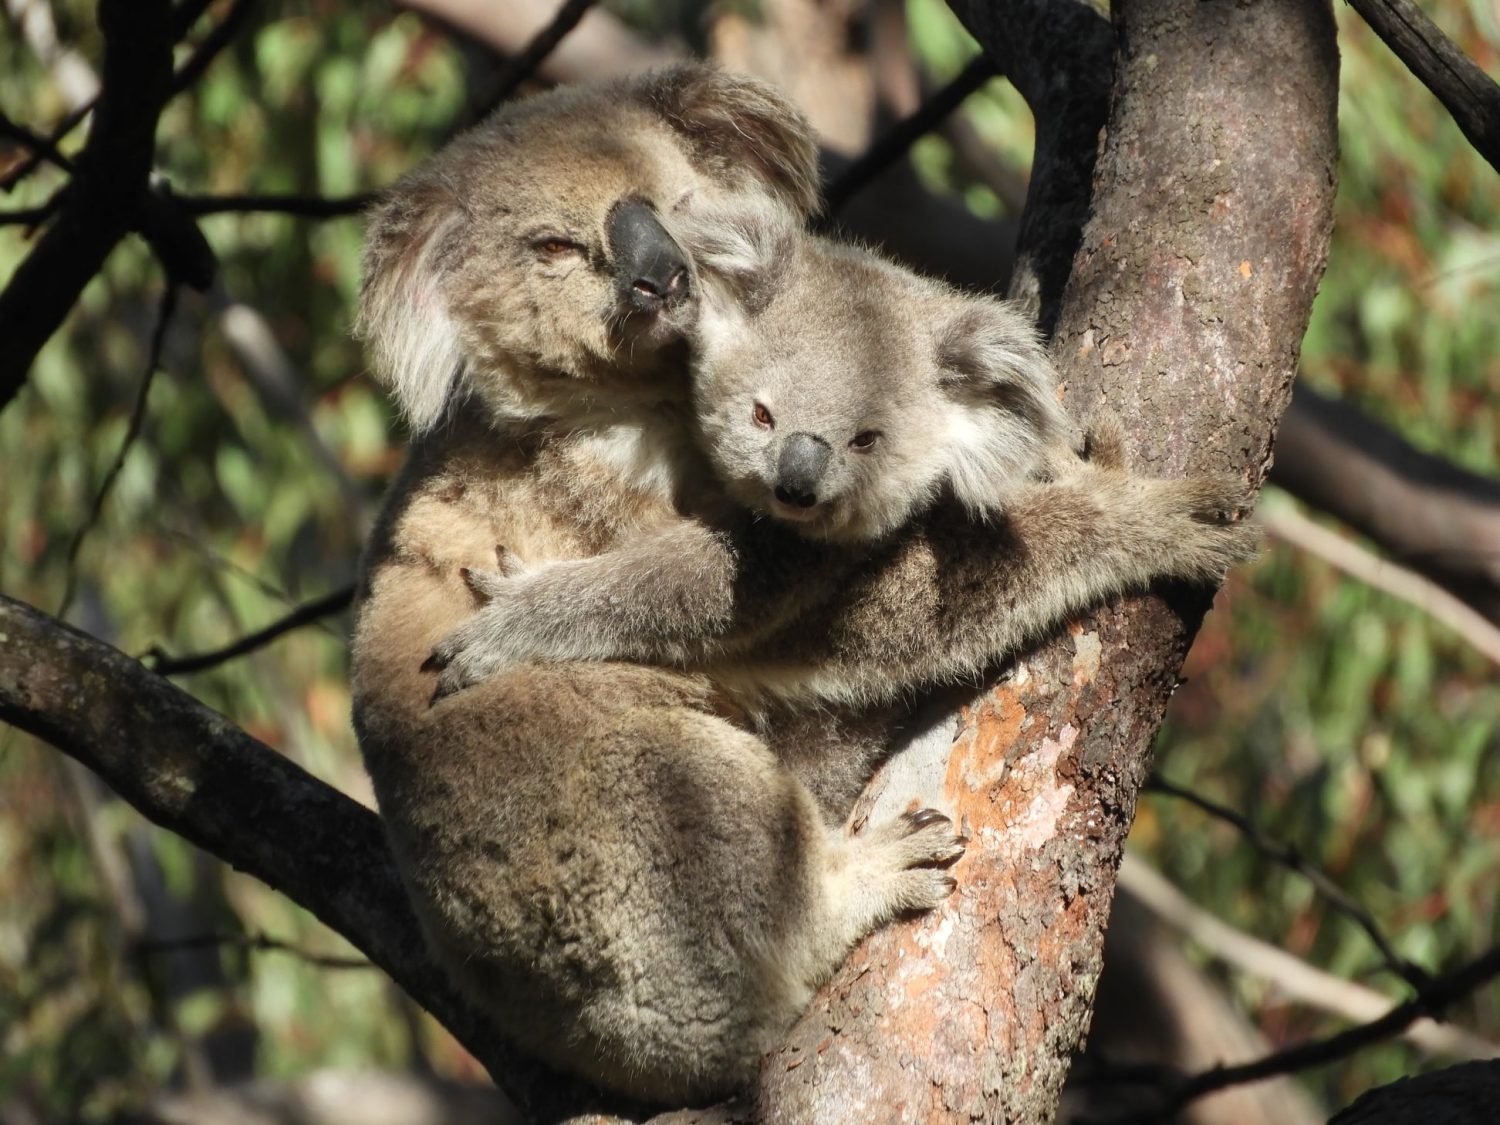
[779,808,965,998]
[385,660,947,1105]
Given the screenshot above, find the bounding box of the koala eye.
[849,430,880,452]
[752,402,775,430]
[534,236,585,258]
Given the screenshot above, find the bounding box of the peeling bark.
[750,1,1339,1120]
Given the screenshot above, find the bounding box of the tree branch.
[1118,855,1499,1063]
[1271,383,1500,623]
[1145,774,1426,988]
[818,53,996,222]
[1346,0,1500,175]
[0,0,176,414]
[142,585,355,676]
[947,0,1112,332]
[1107,942,1500,1123]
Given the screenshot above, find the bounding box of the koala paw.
[458,545,530,603]
[1145,474,1262,580]
[865,807,966,914]
[428,600,529,701]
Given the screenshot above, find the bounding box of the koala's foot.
[1136,473,1261,581]
[825,808,965,935]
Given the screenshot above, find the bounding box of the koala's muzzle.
[609,203,690,314]
[774,432,831,509]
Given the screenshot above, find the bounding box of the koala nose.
[774,432,831,509]
[608,202,690,313]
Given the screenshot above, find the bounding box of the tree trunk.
[748,1,1339,1120]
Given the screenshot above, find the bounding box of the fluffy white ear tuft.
[670,199,800,317]
[934,297,1070,512]
[356,183,467,433]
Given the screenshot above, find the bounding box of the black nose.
[608,202,690,313]
[774,432,831,508]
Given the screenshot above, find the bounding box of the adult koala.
[352,66,961,1107]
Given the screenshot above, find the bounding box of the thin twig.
[57,285,179,619]
[1096,942,1500,1123]
[0,203,58,227]
[0,111,75,172]
[169,0,258,95]
[1346,0,1500,175]
[1259,498,1500,666]
[1144,774,1428,990]
[142,584,354,676]
[135,930,373,970]
[478,0,600,116]
[179,191,374,218]
[1119,855,1497,1060]
[818,53,997,223]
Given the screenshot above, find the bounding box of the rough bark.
[747,1,1339,1121]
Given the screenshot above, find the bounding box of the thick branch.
[1347,0,1500,175]
[0,0,175,413]
[751,1,1339,1119]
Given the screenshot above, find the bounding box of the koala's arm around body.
[431,513,845,696]
[727,457,1259,709]
[434,436,1257,704]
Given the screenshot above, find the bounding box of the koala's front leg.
[430,519,811,696]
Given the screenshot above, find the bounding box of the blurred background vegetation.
[1,0,1496,1120]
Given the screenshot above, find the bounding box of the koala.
[352,66,970,1106]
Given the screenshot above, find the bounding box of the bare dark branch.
[1347,0,1500,175]
[819,54,996,222]
[57,284,178,619]
[178,191,374,218]
[143,584,355,676]
[0,110,75,173]
[135,930,374,970]
[0,0,176,414]
[1145,775,1428,989]
[170,0,258,95]
[477,0,600,118]
[1101,943,1500,1123]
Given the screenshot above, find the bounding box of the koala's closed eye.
[533,236,586,258]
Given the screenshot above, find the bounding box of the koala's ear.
[936,299,1066,439]
[639,64,821,220]
[935,297,1070,508]
[356,180,467,433]
[674,201,800,316]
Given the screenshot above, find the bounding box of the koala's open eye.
[752,402,775,430]
[534,236,585,258]
[849,430,880,452]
